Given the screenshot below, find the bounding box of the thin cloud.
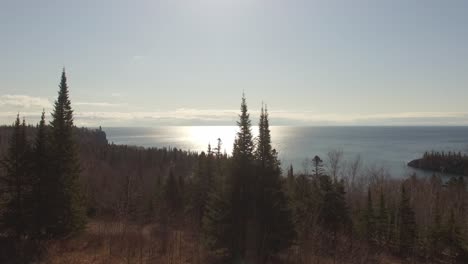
[1,109,467,126]
[0,95,51,108]
[72,110,468,126]
[75,102,126,107]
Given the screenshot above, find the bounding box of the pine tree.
[0,115,32,239]
[429,203,443,257]
[318,174,350,252]
[445,209,467,259]
[254,105,295,263]
[229,93,256,260]
[31,111,50,238]
[312,155,324,178]
[286,165,295,197]
[398,184,417,257]
[364,187,375,243]
[203,94,255,261]
[376,191,389,246]
[164,169,182,215]
[202,182,233,258]
[48,69,86,236]
[191,147,215,227]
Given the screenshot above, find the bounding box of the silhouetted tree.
[0,115,31,239]
[312,155,324,178]
[228,93,256,260]
[364,187,376,243]
[48,69,86,236]
[254,105,295,263]
[164,169,182,215]
[398,184,417,257]
[376,191,389,246]
[31,111,50,239]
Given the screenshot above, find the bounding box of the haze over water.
[105,126,468,178]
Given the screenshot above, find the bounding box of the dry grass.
[43,220,215,264]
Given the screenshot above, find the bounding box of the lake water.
[104,126,468,178]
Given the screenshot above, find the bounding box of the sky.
[1,0,468,126]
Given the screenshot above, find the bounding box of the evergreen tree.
[202,182,233,258]
[286,165,295,197]
[254,105,295,263]
[0,115,31,239]
[318,175,350,251]
[444,209,467,259]
[376,191,389,246]
[164,169,182,215]
[203,94,256,261]
[31,111,50,238]
[429,203,443,257]
[364,187,376,243]
[192,147,215,227]
[229,93,256,260]
[291,174,317,239]
[312,155,324,178]
[48,69,86,236]
[398,184,417,257]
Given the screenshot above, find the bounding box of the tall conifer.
[254,105,295,262]
[49,69,86,236]
[31,111,49,238]
[0,115,31,239]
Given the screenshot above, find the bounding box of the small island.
[408,151,468,176]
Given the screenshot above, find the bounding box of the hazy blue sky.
[1,0,468,126]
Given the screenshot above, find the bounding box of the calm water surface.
[104,126,468,178]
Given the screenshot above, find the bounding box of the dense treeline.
[0,71,467,263]
[408,151,468,176]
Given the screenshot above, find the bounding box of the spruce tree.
[254,105,295,263]
[48,69,86,236]
[312,155,324,178]
[0,115,32,239]
[202,181,233,258]
[229,93,256,260]
[398,184,417,257]
[364,187,375,243]
[31,111,50,238]
[376,191,389,246]
[429,203,443,257]
[164,169,182,215]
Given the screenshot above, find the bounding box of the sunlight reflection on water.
[105,126,468,178]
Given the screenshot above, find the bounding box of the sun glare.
[187,126,239,154]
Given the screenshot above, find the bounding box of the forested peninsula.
[408,152,468,176]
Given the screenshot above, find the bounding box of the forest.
[0,71,467,264]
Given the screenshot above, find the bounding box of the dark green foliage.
[31,111,50,239]
[202,183,233,258]
[445,209,468,260]
[48,69,86,236]
[312,155,325,178]
[409,151,468,176]
[364,187,376,243]
[254,105,295,262]
[429,204,443,256]
[0,115,32,239]
[398,184,417,257]
[318,175,349,233]
[228,93,256,260]
[191,149,215,226]
[164,170,182,215]
[376,191,389,246]
[291,174,318,239]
